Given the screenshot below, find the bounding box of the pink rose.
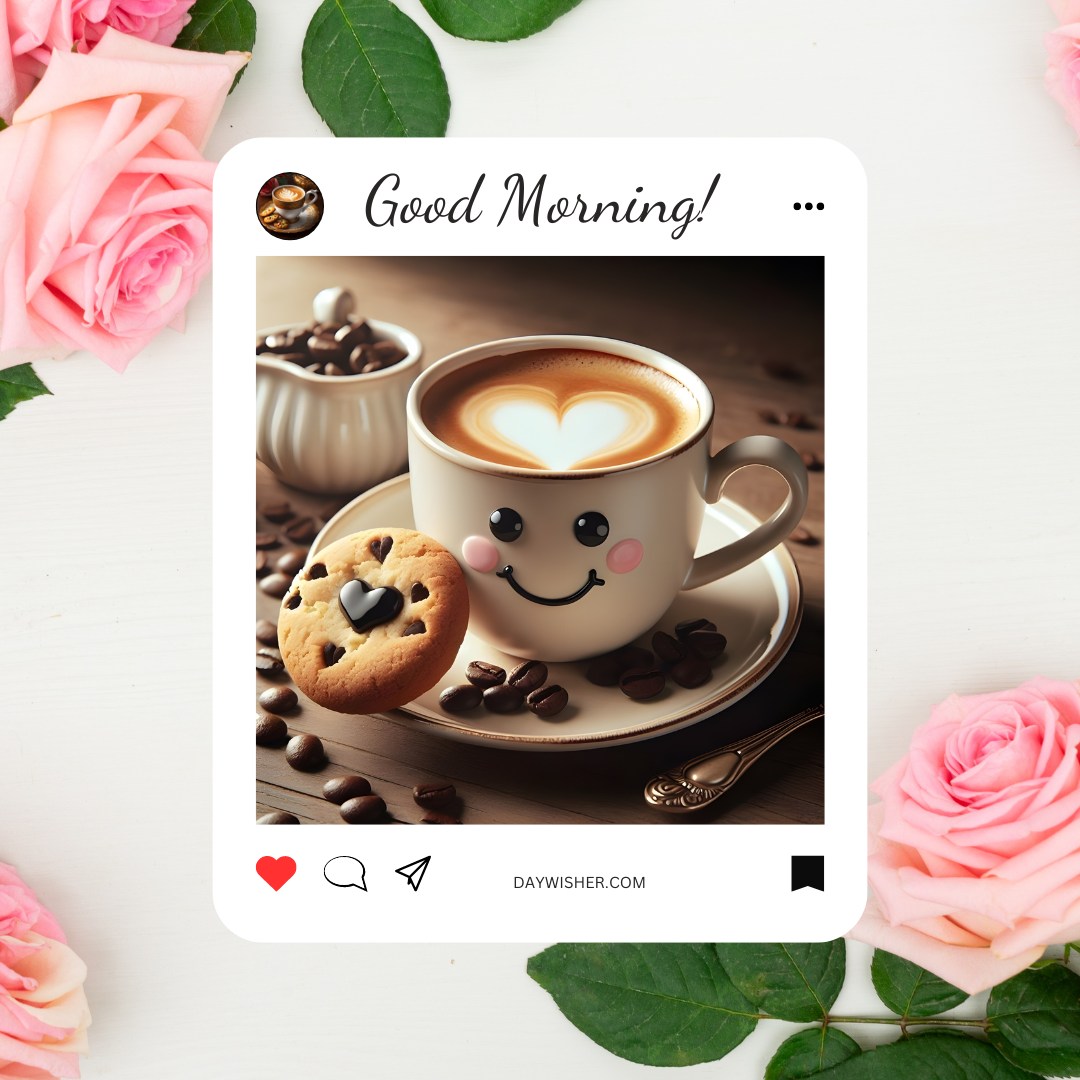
[0,0,196,119]
[852,677,1080,994]
[0,29,247,371]
[1047,1,1080,137]
[0,862,90,1079]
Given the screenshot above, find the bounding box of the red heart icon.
[256,856,296,891]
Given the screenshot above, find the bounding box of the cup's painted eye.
[573,511,610,547]
[489,507,524,543]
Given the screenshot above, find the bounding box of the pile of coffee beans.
[586,617,728,702]
[257,318,408,377]
[440,659,570,719]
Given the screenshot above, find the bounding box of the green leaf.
[0,363,51,422]
[418,0,583,41]
[302,0,450,137]
[988,964,1080,1076]
[173,0,256,91]
[871,949,969,1018]
[813,1032,1038,1080]
[527,943,758,1066]
[713,941,846,1021]
[765,1028,861,1080]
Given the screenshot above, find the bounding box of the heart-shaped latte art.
[486,396,644,471]
[339,579,403,634]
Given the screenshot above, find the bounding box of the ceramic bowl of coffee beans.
[256,287,422,494]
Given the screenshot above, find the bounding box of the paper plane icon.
[395,855,431,893]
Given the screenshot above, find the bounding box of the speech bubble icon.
[323,856,367,891]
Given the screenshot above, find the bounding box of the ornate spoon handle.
[643,704,824,813]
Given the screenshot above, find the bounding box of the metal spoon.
[643,704,824,813]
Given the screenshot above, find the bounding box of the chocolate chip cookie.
[278,528,469,714]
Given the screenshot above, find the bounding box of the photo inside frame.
[254,256,824,827]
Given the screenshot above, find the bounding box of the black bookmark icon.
[791,856,825,892]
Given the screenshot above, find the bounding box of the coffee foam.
[275,186,303,202]
[422,349,700,471]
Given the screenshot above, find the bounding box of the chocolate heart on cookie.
[339,579,403,633]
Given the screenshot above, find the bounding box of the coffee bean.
[686,630,727,661]
[285,733,325,772]
[413,782,457,810]
[322,641,346,666]
[619,668,667,701]
[255,532,279,550]
[258,811,299,824]
[508,660,547,693]
[586,655,624,686]
[255,618,279,646]
[669,655,711,688]
[259,572,292,598]
[323,775,372,804]
[526,684,569,718]
[312,321,343,336]
[801,450,823,471]
[259,686,297,713]
[651,631,686,664]
[256,336,270,354]
[402,620,426,636]
[370,340,406,365]
[307,334,346,364]
[284,518,320,544]
[256,649,285,676]
[255,550,270,577]
[323,362,347,377]
[421,811,461,824]
[255,713,289,746]
[305,362,324,374]
[307,562,328,579]
[781,411,816,430]
[262,501,293,523]
[790,526,819,546]
[369,535,393,562]
[483,683,525,713]
[411,582,429,603]
[361,359,386,374]
[758,408,780,424]
[675,618,717,640]
[466,661,505,689]
[614,646,655,672]
[275,549,306,576]
[340,794,386,823]
[440,684,483,714]
[348,345,370,373]
[334,321,372,352]
[262,331,300,353]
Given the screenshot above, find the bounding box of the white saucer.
[316,474,803,751]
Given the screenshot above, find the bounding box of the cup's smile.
[495,565,606,607]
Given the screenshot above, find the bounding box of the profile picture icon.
[256,172,323,239]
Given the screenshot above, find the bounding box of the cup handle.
[682,435,808,589]
[304,189,319,206]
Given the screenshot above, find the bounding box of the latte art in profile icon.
[256,171,324,239]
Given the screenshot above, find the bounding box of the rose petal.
[850,897,1044,995]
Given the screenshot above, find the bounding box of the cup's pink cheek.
[606,539,643,574]
[462,535,500,573]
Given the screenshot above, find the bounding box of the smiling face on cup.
[407,339,808,662]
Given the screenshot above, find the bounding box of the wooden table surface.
[255,256,824,825]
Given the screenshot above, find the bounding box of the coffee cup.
[271,184,318,222]
[406,336,809,662]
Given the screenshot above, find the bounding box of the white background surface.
[2,1,1078,1076]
